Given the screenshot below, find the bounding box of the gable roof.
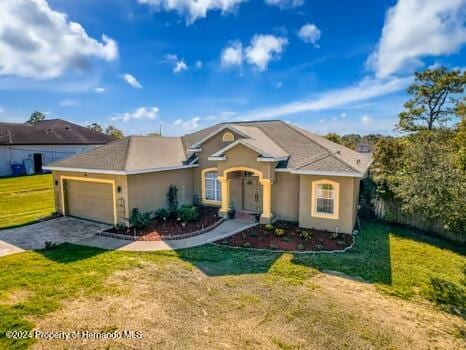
[45,120,371,177]
[45,136,193,174]
[0,119,113,145]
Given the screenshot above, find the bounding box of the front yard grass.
[0,220,464,349]
[0,174,54,229]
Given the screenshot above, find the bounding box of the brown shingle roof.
[48,136,187,172]
[0,119,113,145]
[47,120,371,176]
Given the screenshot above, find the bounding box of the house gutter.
[42,164,199,175]
[275,168,364,178]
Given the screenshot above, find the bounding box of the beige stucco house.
[44,120,371,234]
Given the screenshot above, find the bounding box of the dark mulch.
[215,221,353,251]
[106,206,220,241]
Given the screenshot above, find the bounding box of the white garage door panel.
[65,180,114,224]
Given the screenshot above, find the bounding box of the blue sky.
[0,0,465,136]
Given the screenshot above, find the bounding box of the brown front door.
[242,176,261,212]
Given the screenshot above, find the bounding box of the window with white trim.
[316,183,335,214]
[204,171,222,201]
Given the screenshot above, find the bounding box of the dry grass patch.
[31,257,465,350]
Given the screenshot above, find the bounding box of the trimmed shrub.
[154,208,169,221]
[264,224,274,231]
[300,230,312,240]
[177,205,199,223]
[129,208,151,229]
[274,228,285,237]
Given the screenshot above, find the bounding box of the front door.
[242,176,261,212]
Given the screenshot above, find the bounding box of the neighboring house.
[44,120,372,234]
[0,119,113,176]
[356,143,374,154]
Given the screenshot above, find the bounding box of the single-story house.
[0,119,113,176]
[44,120,371,234]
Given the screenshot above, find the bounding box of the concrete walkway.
[0,217,109,257]
[77,219,258,251]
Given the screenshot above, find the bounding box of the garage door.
[64,180,114,224]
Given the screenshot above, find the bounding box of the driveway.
[0,217,109,257]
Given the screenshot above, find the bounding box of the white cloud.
[0,106,4,113]
[0,0,118,79]
[173,116,201,131]
[265,0,303,8]
[361,115,372,125]
[122,73,142,88]
[298,23,321,47]
[94,87,106,93]
[368,0,466,78]
[138,0,246,24]
[165,54,188,73]
[221,34,288,71]
[195,60,203,69]
[60,98,78,107]
[245,34,288,71]
[340,112,347,118]
[111,106,159,122]
[275,81,283,88]
[221,41,243,67]
[239,76,411,119]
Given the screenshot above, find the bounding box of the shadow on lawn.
[174,220,394,284]
[35,243,109,263]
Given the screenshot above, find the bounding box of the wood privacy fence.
[372,198,465,243]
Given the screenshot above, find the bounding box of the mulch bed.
[104,206,220,241]
[215,221,353,252]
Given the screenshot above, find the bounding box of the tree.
[397,67,466,132]
[105,125,124,139]
[87,123,103,133]
[27,111,45,124]
[391,131,465,235]
[324,133,341,144]
[341,134,362,149]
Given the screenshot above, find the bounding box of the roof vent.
[356,159,361,165]
[65,126,70,130]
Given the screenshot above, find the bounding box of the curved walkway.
[77,219,258,251]
[0,218,258,257]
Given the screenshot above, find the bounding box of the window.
[222,132,235,142]
[204,171,222,201]
[316,184,335,214]
[312,180,339,219]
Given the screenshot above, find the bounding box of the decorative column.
[218,176,229,218]
[260,179,273,224]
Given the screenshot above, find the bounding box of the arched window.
[203,170,222,202]
[222,132,235,142]
[312,180,339,219]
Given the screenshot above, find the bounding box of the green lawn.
[0,174,55,229]
[0,221,465,349]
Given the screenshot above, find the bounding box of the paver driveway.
[0,217,109,257]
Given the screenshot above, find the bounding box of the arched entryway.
[217,167,273,224]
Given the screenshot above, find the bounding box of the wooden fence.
[372,198,465,243]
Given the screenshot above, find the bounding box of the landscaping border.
[96,218,227,241]
[210,228,357,254]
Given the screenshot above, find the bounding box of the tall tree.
[27,111,45,124]
[324,132,341,144]
[87,123,103,133]
[105,125,124,139]
[397,67,466,132]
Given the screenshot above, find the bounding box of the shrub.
[249,231,258,238]
[167,185,178,216]
[301,230,312,240]
[315,243,324,250]
[274,228,285,237]
[129,208,151,229]
[428,278,466,314]
[264,224,274,231]
[297,244,305,250]
[269,243,278,249]
[243,242,251,248]
[44,241,57,250]
[154,208,169,221]
[331,232,339,240]
[115,222,128,233]
[177,205,199,223]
